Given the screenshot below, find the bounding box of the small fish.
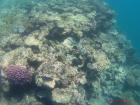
[42,74,53,81]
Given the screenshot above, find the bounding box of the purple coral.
[6,65,32,86]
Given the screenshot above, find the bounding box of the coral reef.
[6,65,32,86]
[0,0,139,105]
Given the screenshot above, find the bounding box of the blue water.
[106,0,140,56]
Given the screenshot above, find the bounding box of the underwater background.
[0,0,140,105]
[106,0,140,57]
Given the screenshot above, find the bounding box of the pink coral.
[6,65,32,86]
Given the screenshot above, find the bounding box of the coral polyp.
[6,65,32,86]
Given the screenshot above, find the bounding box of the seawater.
[106,0,140,57]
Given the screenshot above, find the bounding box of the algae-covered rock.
[25,36,42,46]
[0,34,24,51]
[93,50,111,71]
[0,47,33,68]
[125,67,140,88]
[52,88,73,104]
[62,37,77,49]
[52,87,86,105]
[35,54,87,89]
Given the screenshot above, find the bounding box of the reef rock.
[0,0,139,105]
